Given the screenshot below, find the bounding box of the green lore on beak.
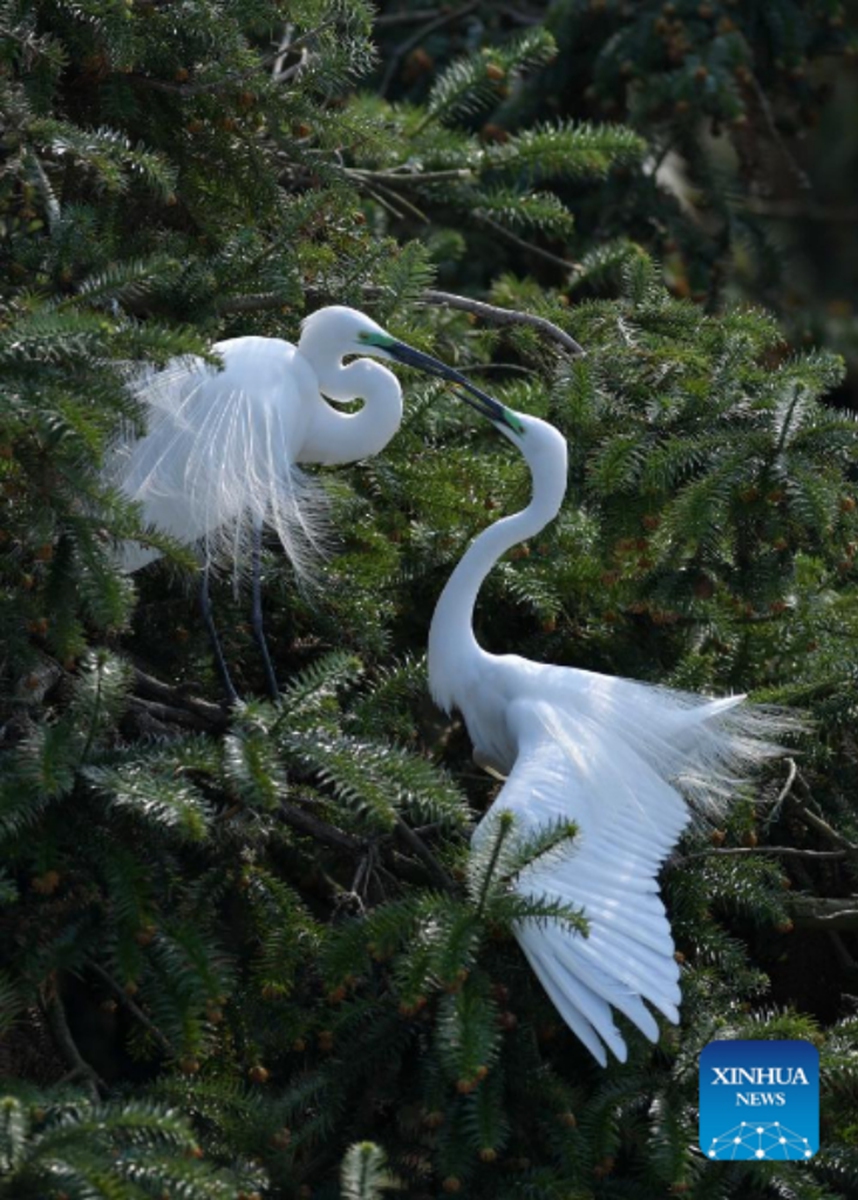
[502,408,526,436]
[357,330,396,348]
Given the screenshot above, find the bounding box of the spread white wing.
[108,345,329,581]
[476,696,692,1066]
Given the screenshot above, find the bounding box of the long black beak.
[387,341,508,423]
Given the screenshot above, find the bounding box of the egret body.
[429,401,787,1065]
[112,306,497,699]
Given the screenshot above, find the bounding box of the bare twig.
[790,770,858,853]
[374,8,443,27]
[272,23,314,85]
[126,694,221,733]
[214,287,586,357]
[394,815,455,892]
[213,292,291,314]
[680,845,848,862]
[278,799,367,854]
[127,24,325,97]
[273,53,309,85]
[790,858,856,969]
[677,760,854,864]
[763,756,798,830]
[798,808,857,851]
[739,196,858,223]
[744,71,810,191]
[347,167,475,185]
[420,288,585,356]
[86,960,173,1055]
[355,178,409,220]
[465,362,538,376]
[774,757,798,808]
[277,800,451,894]
[126,49,282,97]
[475,214,581,275]
[272,23,294,77]
[43,991,105,1100]
[379,0,481,97]
[787,896,858,931]
[132,668,228,729]
[359,177,430,223]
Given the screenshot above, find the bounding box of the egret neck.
[428,416,568,716]
[296,345,403,466]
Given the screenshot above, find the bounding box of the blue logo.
[699,1040,819,1161]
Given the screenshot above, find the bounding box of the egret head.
[298,305,510,418]
[455,391,568,495]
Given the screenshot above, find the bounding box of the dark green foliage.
[340,1142,398,1200]
[375,1,857,396]
[0,1084,263,1199]
[3,2,858,1199]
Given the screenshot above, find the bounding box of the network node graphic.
[706,1120,813,1161]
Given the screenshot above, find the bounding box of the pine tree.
[3,3,858,1199]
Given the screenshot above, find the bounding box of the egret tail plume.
[533,671,800,823]
[111,362,333,586]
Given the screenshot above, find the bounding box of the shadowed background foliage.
[2,2,858,1198]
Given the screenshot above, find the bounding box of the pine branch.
[378,0,481,96]
[419,289,585,356]
[278,799,367,855]
[341,1141,399,1200]
[739,197,858,222]
[474,813,514,916]
[394,815,455,892]
[42,992,105,1101]
[347,168,474,185]
[787,897,858,931]
[788,766,858,856]
[374,8,444,28]
[131,668,229,730]
[86,960,174,1056]
[214,286,585,356]
[683,846,848,861]
[474,214,581,274]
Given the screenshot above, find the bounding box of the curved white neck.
[428,443,566,713]
[298,351,403,465]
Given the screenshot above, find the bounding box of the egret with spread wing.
[111,306,497,701]
[429,396,789,1065]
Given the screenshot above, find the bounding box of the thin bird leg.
[199,564,240,705]
[251,519,279,701]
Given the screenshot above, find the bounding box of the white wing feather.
[475,696,691,1066]
[465,665,797,1065]
[109,344,330,582]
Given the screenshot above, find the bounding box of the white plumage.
[428,401,789,1065]
[106,305,502,699]
[112,307,502,581]
[110,309,410,582]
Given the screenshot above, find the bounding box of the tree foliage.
[2,2,858,1199]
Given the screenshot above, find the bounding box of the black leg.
[199,565,239,705]
[251,521,279,701]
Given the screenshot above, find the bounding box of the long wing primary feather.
[475,697,690,1065]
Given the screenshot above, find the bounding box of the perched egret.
[111,306,497,701]
[429,396,789,1065]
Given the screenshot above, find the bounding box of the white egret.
[429,396,789,1065]
[111,306,497,701]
